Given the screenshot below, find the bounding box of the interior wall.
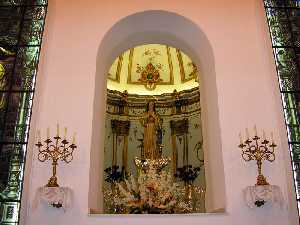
[22,0,298,225]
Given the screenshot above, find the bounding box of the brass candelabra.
[238,128,276,186]
[35,126,77,187]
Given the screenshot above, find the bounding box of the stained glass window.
[0,0,47,224]
[263,0,300,216]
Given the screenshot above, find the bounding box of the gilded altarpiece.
[103,87,205,213]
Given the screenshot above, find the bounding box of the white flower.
[112,166,189,213]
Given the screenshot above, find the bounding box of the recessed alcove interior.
[103,43,205,213]
[89,10,226,214]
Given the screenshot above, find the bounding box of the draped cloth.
[33,187,73,211]
[243,185,284,208]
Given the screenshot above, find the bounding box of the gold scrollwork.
[138,63,162,90]
[127,46,174,89]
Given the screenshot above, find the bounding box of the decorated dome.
[107,44,200,95]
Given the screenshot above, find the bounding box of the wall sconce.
[34,124,76,210]
[35,124,77,187]
[238,126,276,186]
[238,126,283,208]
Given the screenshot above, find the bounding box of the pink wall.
[21,0,298,225]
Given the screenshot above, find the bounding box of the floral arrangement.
[114,167,189,214]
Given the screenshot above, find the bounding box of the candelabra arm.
[239,134,274,186]
[36,131,77,187]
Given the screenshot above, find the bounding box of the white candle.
[37,130,41,142]
[239,132,243,144]
[245,128,250,140]
[56,123,60,136]
[271,131,274,143]
[254,125,257,136]
[47,127,50,139]
[72,132,76,144]
[64,127,67,140]
[263,130,266,140]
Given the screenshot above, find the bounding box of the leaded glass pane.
[0,92,33,143]
[0,144,26,202]
[0,7,22,46]
[263,0,300,217]
[0,0,47,6]
[0,202,20,224]
[0,0,47,224]
[274,48,300,91]
[291,144,300,198]
[25,0,48,5]
[266,8,293,47]
[264,0,300,7]
[288,9,300,47]
[0,55,16,91]
[14,47,40,90]
[24,6,46,20]
[0,92,9,125]
[0,0,24,6]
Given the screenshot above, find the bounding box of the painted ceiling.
[107,44,200,95]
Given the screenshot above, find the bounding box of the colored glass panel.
[264,0,300,217]
[0,0,47,224]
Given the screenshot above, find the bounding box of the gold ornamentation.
[238,130,276,186]
[138,63,162,90]
[35,127,77,187]
[134,157,171,172]
[127,46,174,88]
[106,87,201,118]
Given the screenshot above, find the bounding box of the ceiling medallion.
[138,63,162,90]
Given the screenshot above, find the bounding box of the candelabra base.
[46,176,59,187]
[256,174,269,186]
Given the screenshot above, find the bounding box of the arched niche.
[89,10,226,213]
